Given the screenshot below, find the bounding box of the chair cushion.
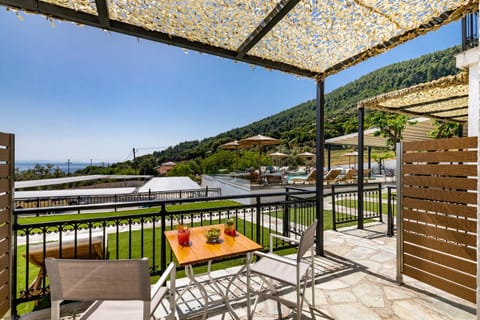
[250,254,310,286]
[81,300,145,320]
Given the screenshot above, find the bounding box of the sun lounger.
[334,168,357,184]
[290,169,317,184]
[266,174,283,184]
[323,169,342,185]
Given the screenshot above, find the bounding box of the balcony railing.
[13,189,318,317]
[12,184,388,317]
[329,183,383,231]
[14,187,221,210]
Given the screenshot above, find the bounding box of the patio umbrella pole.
[258,145,262,184]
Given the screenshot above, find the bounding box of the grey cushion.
[250,254,310,286]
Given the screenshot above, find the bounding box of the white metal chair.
[45,258,176,320]
[247,220,317,320]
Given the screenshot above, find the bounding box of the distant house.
[155,161,176,176]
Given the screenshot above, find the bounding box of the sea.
[15,160,92,174]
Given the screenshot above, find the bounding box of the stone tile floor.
[21,222,476,320]
[173,222,476,320]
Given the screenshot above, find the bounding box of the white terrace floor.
[22,222,476,320]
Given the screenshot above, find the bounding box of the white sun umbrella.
[343,151,358,168]
[297,151,315,158]
[220,140,241,171]
[269,152,288,167]
[239,135,282,183]
[297,151,316,172]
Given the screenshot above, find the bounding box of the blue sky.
[0,8,462,163]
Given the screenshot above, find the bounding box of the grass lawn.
[381,192,396,200]
[335,199,393,216]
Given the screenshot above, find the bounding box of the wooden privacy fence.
[0,132,13,317]
[401,136,477,303]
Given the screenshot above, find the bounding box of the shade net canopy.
[358,72,469,123]
[325,117,441,147]
[1,0,477,78]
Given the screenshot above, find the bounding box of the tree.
[166,162,196,180]
[201,150,234,174]
[429,120,461,138]
[369,112,413,153]
[136,155,157,175]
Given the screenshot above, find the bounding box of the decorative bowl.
[205,227,221,243]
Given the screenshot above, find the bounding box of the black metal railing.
[387,186,396,237]
[462,11,479,51]
[14,187,221,210]
[330,183,383,230]
[13,190,316,317]
[13,183,389,317]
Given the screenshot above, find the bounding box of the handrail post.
[387,186,393,237]
[256,196,261,244]
[378,183,383,222]
[283,188,290,237]
[331,184,336,231]
[160,204,167,272]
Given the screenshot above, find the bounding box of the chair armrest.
[151,262,175,298]
[252,251,297,267]
[269,233,300,252]
[151,262,176,317]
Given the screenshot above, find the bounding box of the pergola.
[324,117,438,171]
[358,72,469,122]
[325,117,439,148]
[351,71,470,180]
[0,0,477,256]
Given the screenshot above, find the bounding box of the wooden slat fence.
[0,132,12,317]
[402,136,477,303]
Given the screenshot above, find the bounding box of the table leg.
[209,260,241,320]
[185,264,209,320]
[224,252,255,320]
[246,252,252,320]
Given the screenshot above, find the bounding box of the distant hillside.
[152,46,461,164]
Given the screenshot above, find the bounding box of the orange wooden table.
[165,224,262,319]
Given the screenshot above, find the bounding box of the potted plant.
[177,224,190,246]
[224,218,236,236]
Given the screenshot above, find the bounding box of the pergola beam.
[0,0,316,78]
[369,105,467,123]
[94,0,110,27]
[236,0,301,58]
[421,105,468,116]
[2,0,475,80]
[393,94,468,111]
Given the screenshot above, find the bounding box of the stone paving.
[173,222,476,320]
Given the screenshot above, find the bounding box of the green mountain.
[153,46,461,163]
